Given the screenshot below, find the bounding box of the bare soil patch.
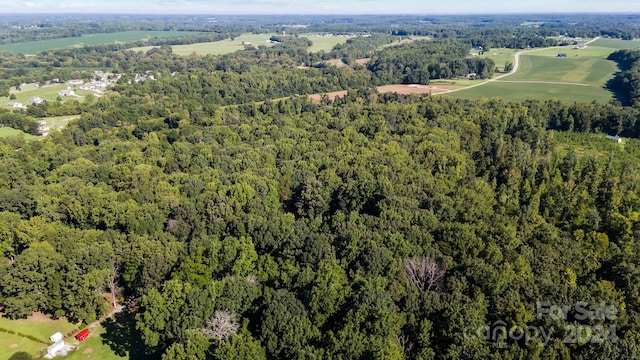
[308,90,348,102]
[25,312,53,323]
[308,84,456,103]
[9,343,18,349]
[377,84,455,95]
[355,58,370,65]
[83,347,94,354]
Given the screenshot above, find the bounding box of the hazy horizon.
[2,0,640,15]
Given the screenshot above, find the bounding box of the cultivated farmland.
[503,54,617,85]
[446,81,614,103]
[132,32,351,56]
[0,31,195,54]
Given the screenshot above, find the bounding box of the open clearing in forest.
[446,81,614,103]
[502,54,617,85]
[446,38,639,102]
[0,31,194,54]
[5,83,95,109]
[308,83,458,102]
[0,127,39,140]
[0,314,78,360]
[133,32,351,56]
[0,312,137,360]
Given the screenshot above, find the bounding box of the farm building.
[50,332,63,343]
[606,135,622,143]
[46,340,65,357]
[76,328,90,342]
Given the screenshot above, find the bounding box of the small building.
[30,96,44,105]
[58,88,75,96]
[7,101,27,109]
[76,328,90,342]
[47,340,65,357]
[68,79,84,85]
[50,332,63,343]
[606,135,623,143]
[557,53,567,58]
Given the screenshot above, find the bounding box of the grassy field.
[0,312,144,360]
[445,81,614,103]
[591,38,640,50]
[479,47,518,70]
[525,45,620,58]
[133,32,351,56]
[133,33,275,56]
[306,34,351,52]
[0,127,40,141]
[0,315,79,360]
[5,83,94,109]
[503,54,617,85]
[0,31,195,54]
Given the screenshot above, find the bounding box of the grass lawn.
[478,47,518,70]
[502,55,617,86]
[5,83,94,109]
[133,33,276,56]
[0,314,79,360]
[0,311,146,360]
[0,127,40,141]
[526,45,621,58]
[306,34,351,53]
[445,81,614,103]
[591,38,640,50]
[0,333,45,360]
[0,31,195,54]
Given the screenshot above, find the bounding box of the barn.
[76,328,90,342]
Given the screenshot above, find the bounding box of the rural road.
[439,36,602,95]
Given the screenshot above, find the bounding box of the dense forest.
[2,13,640,360]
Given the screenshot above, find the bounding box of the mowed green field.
[504,54,617,85]
[591,38,640,50]
[446,82,614,103]
[133,32,351,56]
[132,33,274,56]
[0,127,40,140]
[0,31,195,54]
[5,83,93,109]
[0,314,133,360]
[0,315,79,360]
[479,47,518,70]
[306,34,351,52]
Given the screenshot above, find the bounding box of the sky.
[2,0,640,15]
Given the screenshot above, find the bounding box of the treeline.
[0,109,41,135]
[367,40,495,84]
[607,49,640,106]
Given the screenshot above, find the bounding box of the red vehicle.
[75,329,90,342]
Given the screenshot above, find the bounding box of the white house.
[47,340,65,357]
[58,88,75,96]
[30,96,44,105]
[7,101,27,109]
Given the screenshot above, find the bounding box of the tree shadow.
[101,311,152,359]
